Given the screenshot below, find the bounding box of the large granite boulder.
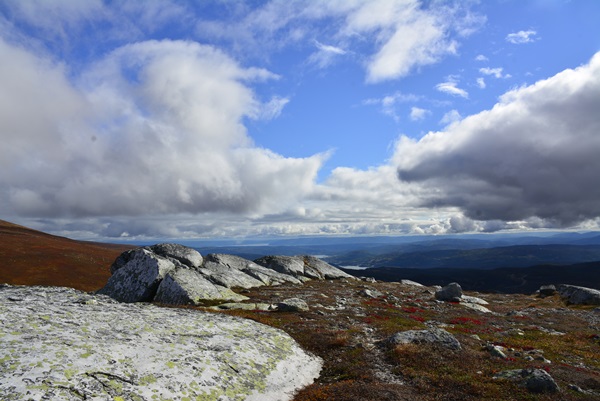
[0,285,322,400]
[154,268,248,305]
[98,248,175,302]
[201,255,266,289]
[254,255,308,280]
[558,284,600,305]
[302,255,356,280]
[146,243,203,268]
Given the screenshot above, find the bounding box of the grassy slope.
[0,220,133,292]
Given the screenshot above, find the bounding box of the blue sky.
[1,0,600,240]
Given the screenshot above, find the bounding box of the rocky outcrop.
[557,284,600,305]
[98,248,175,302]
[0,285,322,400]
[254,255,356,281]
[98,244,354,307]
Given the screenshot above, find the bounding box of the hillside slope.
[0,220,132,291]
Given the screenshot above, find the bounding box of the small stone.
[358,289,384,298]
[277,298,309,312]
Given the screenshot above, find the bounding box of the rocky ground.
[213,278,600,400]
[2,222,600,401]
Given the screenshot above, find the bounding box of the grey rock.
[200,261,265,289]
[538,284,557,297]
[494,368,559,393]
[558,284,600,305]
[210,302,274,311]
[302,256,356,280]
[387,328,461,351]
[277,298,309,312]
[145,243,203,268]
[400,279,425,287]
[486,344,508,359]
[461,302,493,314]
[359,288,384,298]
[0,285,322,401]
[154,268,248,305]
[242,263,304,286]
[204,253,259,271]
[461,295,488,305]
[98,249,175,302]
[254,255,309,280]
[435,282,463,302]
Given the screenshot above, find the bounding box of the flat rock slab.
[0,285,322,401]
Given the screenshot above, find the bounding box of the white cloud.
[195,1,484,83]
[410,107,430,121]
[506,30,538,44]
[476,77,486,89]
[435,81,469,98]
[479,67,511,79]
[0,38,326,219]
[475,54,488,62]
[364,91,420,122]
[308,40,348,68]
[396,51,600,227]
[439,109,462,126]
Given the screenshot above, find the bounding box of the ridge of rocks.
[98,244,356,307]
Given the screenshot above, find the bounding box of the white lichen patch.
[0,285,322,400]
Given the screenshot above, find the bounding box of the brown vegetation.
[0,220,132,291]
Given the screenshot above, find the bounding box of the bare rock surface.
[387,328,462,351]
[0,285,322,400]
[558,284,600,305]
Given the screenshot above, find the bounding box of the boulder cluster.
[98,243,355,307]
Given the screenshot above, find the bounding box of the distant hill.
[345,261,600,294]
[0,220,132,291]
[326,244,600,269]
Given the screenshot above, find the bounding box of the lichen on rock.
[0,285,322,400]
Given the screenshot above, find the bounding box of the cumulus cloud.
[506,29,538,44]
[396,52,600,227]
[0,38,326,218]
[475,54,488,62]
[435,80,469,98]
[476,77,486,89]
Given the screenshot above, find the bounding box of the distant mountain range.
[2,219,599,294]
[190,231,600,293]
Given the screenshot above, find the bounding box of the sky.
[1,0,600,241]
